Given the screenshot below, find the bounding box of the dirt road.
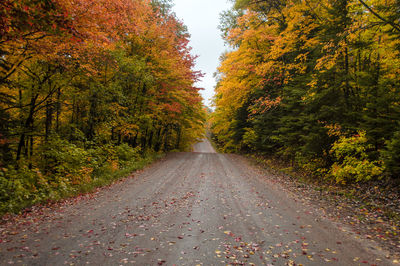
[0,139,394,265]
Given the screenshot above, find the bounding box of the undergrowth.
[0,152,163,217]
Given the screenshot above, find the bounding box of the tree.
[0,0,206,213]
[212,0,400,181]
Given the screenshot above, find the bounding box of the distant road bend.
[0,139,394,265]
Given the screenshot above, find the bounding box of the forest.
[0,0,205,214]
[211,0,400,184]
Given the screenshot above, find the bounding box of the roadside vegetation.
[0,0,205,215]
[211,0,400,185]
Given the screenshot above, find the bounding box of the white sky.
[172,0,232,107]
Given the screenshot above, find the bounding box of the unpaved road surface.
[0,139,394,265]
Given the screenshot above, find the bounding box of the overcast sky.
[172,0,232,107]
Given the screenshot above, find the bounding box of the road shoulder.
[229,153,400,264]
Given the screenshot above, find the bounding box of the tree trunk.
[16,94,38,162]
[163,125,170,152]
[56,87,61,132]
[148,129,154,149]
[175,125,182,150]
[154,127,163,152]
[28,134,33,169]
[45,98,53,141]
[141,127,148,151]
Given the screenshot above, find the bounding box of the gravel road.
[0,139,394,265]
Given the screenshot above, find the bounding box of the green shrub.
[381,131,400,178]
[0,150,160,216]
[38,137,90,185]
[295,152,329,178]
[116,143,141,164]
[242,128,258,151]
[329,131,384,183]
[0,167,51,214]
[87,144,117,177]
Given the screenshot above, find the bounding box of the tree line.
[0,0,205,213]
[211,0,400,183]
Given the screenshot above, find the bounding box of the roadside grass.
[0,153,164,218]
[75,152,164,195]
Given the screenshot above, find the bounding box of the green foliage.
[116,143,141,165]
[0,167,49,214]
[381,131,400,178]
[0,150,161,216]
[295,153,329,178]
[329,132,384,183]
[242,128,258,151]
[212,0,400,182]
[38,137,90,185]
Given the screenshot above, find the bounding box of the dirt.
[243,153,400,262]
[0,139,397,265]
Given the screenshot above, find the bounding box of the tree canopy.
[0,0,205,213]
[211,0,400,182]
